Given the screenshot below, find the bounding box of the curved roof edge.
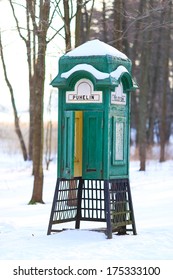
[51,64,138,91]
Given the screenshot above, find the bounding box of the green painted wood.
[83,111,103,179]
[53,41,137,180]
[61,111,74,179]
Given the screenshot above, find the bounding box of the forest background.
[0,0,173,203]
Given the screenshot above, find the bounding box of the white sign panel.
[115,122,124,161]
[66,79,102,103]
[111,83,126,105]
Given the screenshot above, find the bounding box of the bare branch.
[48,2,60,28]
[70,0,74,19]
[86,0,95,33]
[55,0,64,19]
[46,25,65,44]
[0,31,28,161]
[27,0,39,35]
[9,0,27,43]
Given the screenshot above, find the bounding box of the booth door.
[62,111,75,179]
[83,111,103,179]
[61,110,103,180]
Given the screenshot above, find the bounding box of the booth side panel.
[57,93,62,178]
[109,93,130,179]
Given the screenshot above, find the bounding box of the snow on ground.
[0,153,173,260]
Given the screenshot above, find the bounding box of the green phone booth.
[47,40,137,238]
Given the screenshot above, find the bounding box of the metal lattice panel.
[109,179,134,233]
[80,180,105,221]
[47,178,136,237]
[51,178,79,224]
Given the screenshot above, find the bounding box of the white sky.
[0,0,28,113]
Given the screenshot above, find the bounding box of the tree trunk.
[113,0,123,51]
[63,0,72,52]
[138,0,152,171]
[159,0,172,162]
[75,0,83,47]
[102,0,108,43]
[148,11,163,145]
[148,0,165,145]
[122,0,129,56]
[130,0,144,145]
[30,64,44,203]
[29,0,50,204]
[27,1,36,161]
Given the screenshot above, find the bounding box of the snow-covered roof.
[65,39,128,60]
[61,64,129,80]
[51,40,138,89]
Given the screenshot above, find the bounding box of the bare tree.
[138,0,153,171]
[28,0,51,204]
[82,0,95,42]
[60,0,96,50]
[159,0,172,162]
[9,0,64,162]
[148,2,163,145]
[0,31,28,161]
[63,0,72,52]
[9,0,35,161]
[75,0,83,47]
[113,0,124,51]
[9,0,51,203]
[8,0,67,204]
[102,0,108,43]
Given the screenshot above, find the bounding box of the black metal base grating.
[51,178,79,224]
[109,179,136,233]
[47,178,137,238]
[80,179,105,221]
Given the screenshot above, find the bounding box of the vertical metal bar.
[87,180,90,218]
[127,179,137,235]
[75,178,83,229]
[91,180,94,218]
[47,178,60,235]
[83,180,86,218]
[100,180,103,219]
[104,180,112,239]
[95,180,98,219]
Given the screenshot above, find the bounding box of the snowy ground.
[0,153,173,261]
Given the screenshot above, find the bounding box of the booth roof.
[65,39,128,60]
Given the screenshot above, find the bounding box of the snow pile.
[65,39,128,60]
[61,64,128,80]
[0,154,173,260]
